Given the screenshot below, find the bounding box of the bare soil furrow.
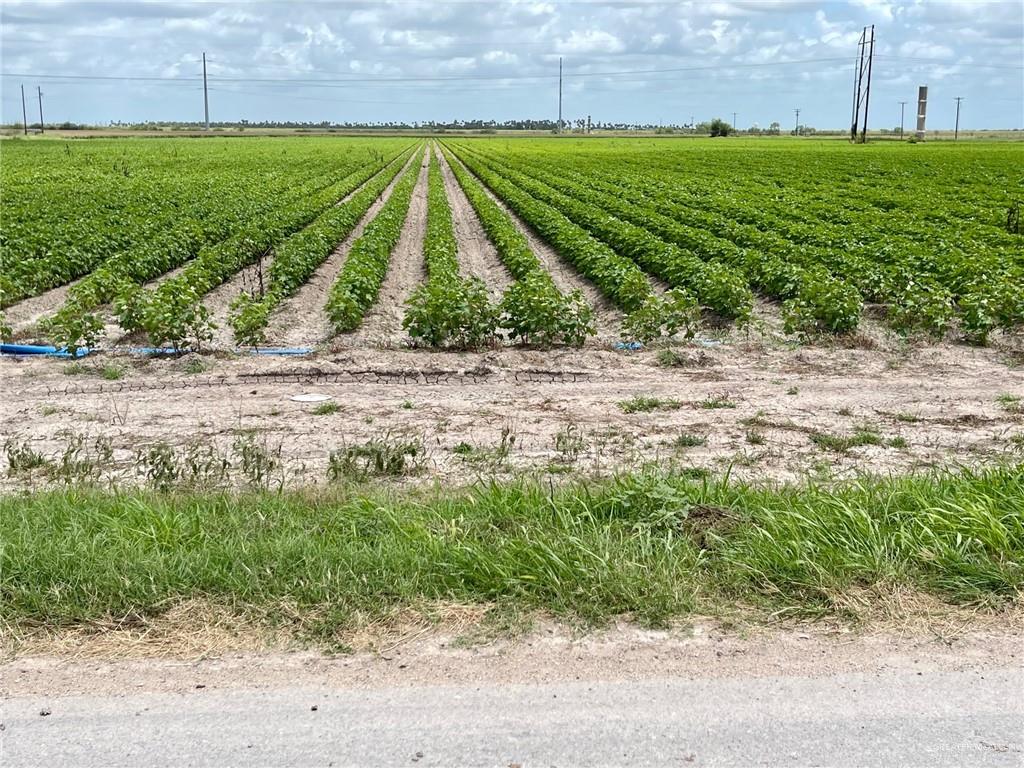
[435,144,514,300]
[336,150,430,348]
[202,160,410,350]
[263,154,420,349]
[4,277,85,341]
[444,150,623,341]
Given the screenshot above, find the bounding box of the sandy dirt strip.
[435,143,515,300]
[231,153,422,350]
[333,148,431,349]
[443,148,624,343]
[2,310,1021,489]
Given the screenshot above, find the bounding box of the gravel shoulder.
[3,625,1021,767]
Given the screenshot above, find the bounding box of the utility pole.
[20,84,28,135]
[203,51,210,131]
[37,86,43,134]
[794,108,800,136]
[557,57,562,133]
[732,112,737,130]
[850,24,876,142]
[861,24,874,142]
[899,100,906,140]
[954,96,963,140]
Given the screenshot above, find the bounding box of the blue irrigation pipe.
[0,343,91,358]
[1,343,312,358]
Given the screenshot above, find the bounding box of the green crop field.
[2,136,1021,352]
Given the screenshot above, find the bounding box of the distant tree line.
[2,117,861,135]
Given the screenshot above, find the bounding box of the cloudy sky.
[1,0,1021,128]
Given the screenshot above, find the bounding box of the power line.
[0,56,875,86]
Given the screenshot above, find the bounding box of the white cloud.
[555,29,624,54]
[0,0,1019,127]
[851,0,895,22]
[899,40,954,59]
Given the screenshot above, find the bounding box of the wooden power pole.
[557,57,562,133]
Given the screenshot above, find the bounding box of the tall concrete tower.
[915,85,928,139]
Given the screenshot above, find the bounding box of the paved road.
[3,667,1021,767]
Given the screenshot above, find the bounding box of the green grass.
[618,395,682,413]
[673,433,706,448]
[810,429,883,452]
[1,466,1021,638]
[997,394,1022,414]
[312,401,340,416]
[101,364,124,381]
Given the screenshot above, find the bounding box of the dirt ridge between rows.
[441,145,624,342]
[4,276,88,339]
[202,153,416,350]
[335,147,431,348]
[261,152,421,349]
[435,142,514,300]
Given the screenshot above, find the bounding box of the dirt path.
[435,143,514,301]
[444,149,623,342]
[335,149,430,348]
[202,255,272,349]
[3,277,86,341]
[263,154,421,349]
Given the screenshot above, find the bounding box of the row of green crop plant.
[444,145,703,343]
[570,159,1020,342]
[402,149,500,349]
[41,150,401,351]
[452,143,755,324]
[228,148,416,347]
[438,146,595,347]
[612,142,1022,252]
[1,166,320,307]
[450,142,859,337]
[39,146,411,354]
[326,149,426,333]
[401,148,596,349]
[549,153,1020,341]
[1,138,406,306]
[480,140,1022,342]
[534,138,1020,250]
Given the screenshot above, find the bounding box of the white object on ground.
[289,393,333,403]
